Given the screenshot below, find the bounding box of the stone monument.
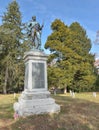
[13,16,60,116]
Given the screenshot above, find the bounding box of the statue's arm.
[40,23,44,30]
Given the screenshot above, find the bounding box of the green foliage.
[95,75,99,91]
[45,19,96,92]
[0,1,24,93]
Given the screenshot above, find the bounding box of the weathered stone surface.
[14,91,60,116]
[14,50,60,116]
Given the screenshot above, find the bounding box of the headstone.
[72,92,75,98]
[14,93,16,99]
[13,50,60,116]
[70,90,72,96]
[93,92,96,98]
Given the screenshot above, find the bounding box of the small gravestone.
[72,92,75,98]
[93,92,96,98]
[69,90,72,96]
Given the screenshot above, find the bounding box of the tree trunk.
[64,86,67,94]
[3,67,8,94]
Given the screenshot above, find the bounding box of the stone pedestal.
[14,50,60,116]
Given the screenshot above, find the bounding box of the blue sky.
[0,0,99,58]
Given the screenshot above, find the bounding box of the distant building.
[94,59,99,74]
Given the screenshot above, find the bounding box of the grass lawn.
[0,92,99,130]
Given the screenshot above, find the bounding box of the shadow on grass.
[0,95,99,130]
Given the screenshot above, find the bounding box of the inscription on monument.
[24,63,29,89]
[32,62,45,89]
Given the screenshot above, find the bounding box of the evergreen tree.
[0,1,24,94]
[45,19,96,92]
[69,22,96,92]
